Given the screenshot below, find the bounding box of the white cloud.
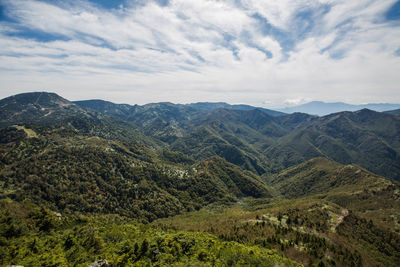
[240,0,314,30]
[0,0,399,106]
[284,97,312,106]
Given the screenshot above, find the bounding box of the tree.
[141,239,149,256]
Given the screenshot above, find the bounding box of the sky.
[0,0,399,108]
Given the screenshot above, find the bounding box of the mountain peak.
[354,108,376,114]
[0,92,79,127]
[1,92,72,108]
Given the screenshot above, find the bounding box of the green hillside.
[75,95,400,181]
[271,157,400,232]
[271,157,395,198]
[156,198,400,266]
[0,125,274,222]
[0,200,297,267]
[170,122,270,174]
[265,109,400,180]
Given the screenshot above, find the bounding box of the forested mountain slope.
[265,109,400,180]
[74,94,400,181]
[271,157,398,200]
[0,92,161,147]
[0,125,274,222]
[0,200,297,266]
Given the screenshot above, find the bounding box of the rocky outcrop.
[88,260,109,267]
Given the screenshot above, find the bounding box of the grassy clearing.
[16,125,37,137]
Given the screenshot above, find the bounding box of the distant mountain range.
[278,101,400,116]
[73,100,286,118]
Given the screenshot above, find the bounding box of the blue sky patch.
[80,0,127,9]
[4,26,71,43]
[0,4,6,22]
[251,13,295,53]
[386,0,400,21]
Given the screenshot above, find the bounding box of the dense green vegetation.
[1,92,400,266]
[156,199,400,266]
[0,126,274,222]
[76,97,400,181]
[0,200,297,266]
[270,157,400,233]
[271,157,396,199]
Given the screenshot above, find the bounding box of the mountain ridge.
[271,157,397,198]
[385,108,400,115]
